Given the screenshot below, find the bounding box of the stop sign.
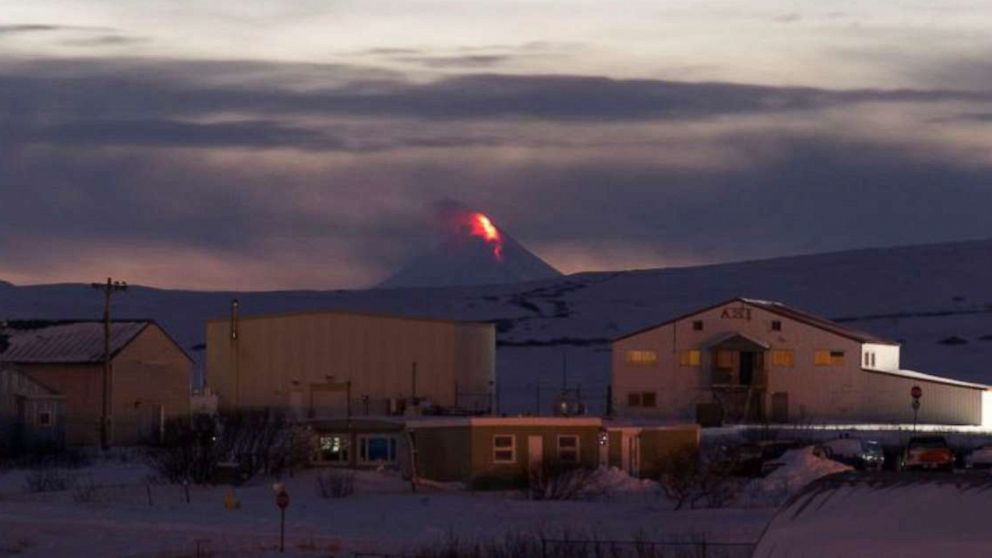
[276,490,289,509]
[911,385,922,399]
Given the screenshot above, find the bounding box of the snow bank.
[741,448,851,507]
[579,466,660,498]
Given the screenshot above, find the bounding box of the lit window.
[692,320,703,331]
[493,435,516,463]
[625,350,658,366]
[317,435,350,464]
[771,320,782,331]
[815,350,845,366]
[679,350,701,367]
[557,435,580,463]
[830,351,845,366]
[771,350,795,367]
[814,350,832,366]
[359,435,397,463]
[716,350,734,369]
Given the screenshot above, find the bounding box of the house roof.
[0,320,189,364]
[205,308,494,329]
[704,331,771,351]
[613,297,899,345]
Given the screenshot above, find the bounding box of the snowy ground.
[0,458,771,557]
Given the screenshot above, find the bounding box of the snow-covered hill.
[2,238,991,414]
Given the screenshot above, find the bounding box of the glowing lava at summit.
[469,212,503,261]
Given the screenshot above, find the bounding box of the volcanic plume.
[377,202,562,288]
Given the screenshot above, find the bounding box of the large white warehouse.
[612,298,992,426]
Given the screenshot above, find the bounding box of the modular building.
[612,298,992,426]
[3,321,193,446]
[307,416,699,486]
[206,308,496,418]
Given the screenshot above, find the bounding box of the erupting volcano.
[377,202,562,289]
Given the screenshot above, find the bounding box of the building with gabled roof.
[4,320,192,446]
[612,298,992,426]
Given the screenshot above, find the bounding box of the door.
[629,435,641,478]
[739,351,755,386]
[527,435,544,481]
[771,392,789,423]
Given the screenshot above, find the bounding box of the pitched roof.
[864,368,988,391]
[614,297,898,345]
[1,321,151,364]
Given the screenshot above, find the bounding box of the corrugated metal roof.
[864,367,989,391]
[1,321,149,364]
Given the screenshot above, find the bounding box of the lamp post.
[91,277,127,450]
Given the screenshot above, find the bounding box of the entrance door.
[739,352,755,386]
[771,392,789,423]
[527,435,543,482]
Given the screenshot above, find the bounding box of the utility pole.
[91,277,127,450]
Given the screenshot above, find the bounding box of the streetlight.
[91,277,127,450]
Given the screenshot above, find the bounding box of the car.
[900,436,954,472]
[814,437,885,470]
[964,444,992,469]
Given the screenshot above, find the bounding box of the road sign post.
[911,385,922,431]
[274,484,289,553]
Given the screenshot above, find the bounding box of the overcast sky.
[1,1,991,290]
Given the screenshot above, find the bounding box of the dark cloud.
[3,57,989,129]
[393,54,510,68]
[0,23,115,35]
[1,56,991,289]
[62,34,148,47]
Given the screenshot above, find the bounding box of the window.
[870,353,876,367]
[830,351,845,366]
[358,435,397,464]
[679,350,701,367]
[628,392,656,408]
[815,350,845,366]
[317,434,350,464]
[692,320,704,331]
[493,435,516,463]
[771,350,795,367]
[771,320,782,331]
[557,435,580,463]
[35,410,53,428]
[715,350,734,369]
[625,350,658,366]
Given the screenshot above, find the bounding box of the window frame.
[814,350,832,366]
[692,320,704,331]
[35,409,53,428]
[679,349,701,367]
[627,392,642,407]
[316,434,351,464]
[640,392,657,408]
[624,350,658,366]
[556,434,580,464]
[492,434,517,464]
[771,320,782,331]
[771,349,795,367]
[357,434,398,464]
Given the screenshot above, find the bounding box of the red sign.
[911,385,922,399]
[276,490,289,509]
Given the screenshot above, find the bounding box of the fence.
[350,536,756,558]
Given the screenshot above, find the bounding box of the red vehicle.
[900,436,954,472]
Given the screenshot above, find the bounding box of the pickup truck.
[899,436,954,472]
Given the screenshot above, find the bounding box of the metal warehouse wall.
[862,371,982,425]
[207,312,495,414]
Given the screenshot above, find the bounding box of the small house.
[0,365,65,454]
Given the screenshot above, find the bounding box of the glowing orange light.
[469,212,503,261]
